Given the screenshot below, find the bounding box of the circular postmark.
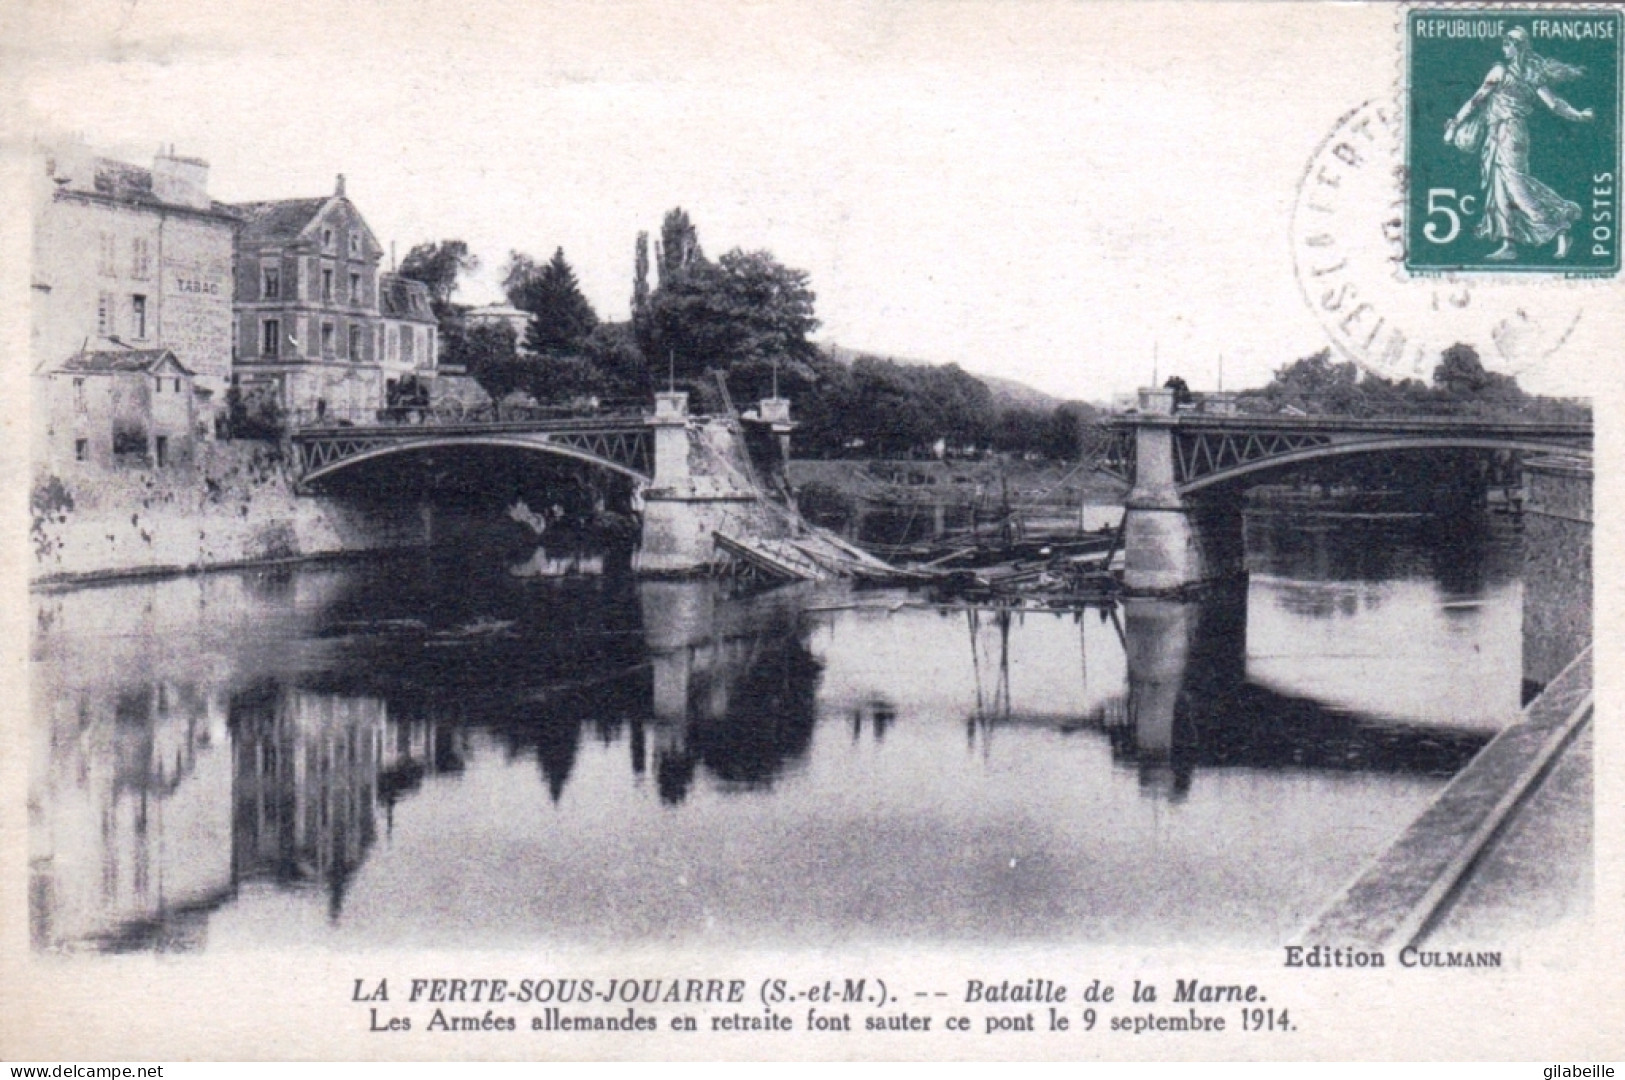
[1291,100,1585,381]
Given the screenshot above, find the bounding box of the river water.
[29,509,1529,952]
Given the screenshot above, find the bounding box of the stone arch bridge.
[1101,390,1591,593]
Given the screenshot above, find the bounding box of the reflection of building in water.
[30,680,233,951]
[376,718,468,825]
[229,685,383,918]
[639,581,823,805]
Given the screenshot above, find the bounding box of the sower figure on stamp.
[1444,26,1594,260]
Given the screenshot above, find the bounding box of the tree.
[646,247,820,382]
[1042,402,1101,460]
[528,354,607,404]
[632,232,651,318]
[223,381,286,439]
[844,357,934,456]
[656,208,702,286]
[1433,342,1519,397]
[1235,341,1572,420]
[444,322,523,400]
[505,248,599,356]
[398,240,478,318]
[1266,349,1359,398]
[917,363,995,449]
[786,352,857,456]
[579,321,650,401]
[992,405,1049,455]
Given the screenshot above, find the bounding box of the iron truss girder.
[1173,430,1334,484]
[296,436,397,474]
[1096,428,1137,484]
[543,428,653,477]
[290,423,656,482]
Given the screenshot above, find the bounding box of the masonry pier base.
[633,390,787,576]
[1121,390,1245,594]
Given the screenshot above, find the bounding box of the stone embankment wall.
[30,440,426,586]
[1521,455,1592,690]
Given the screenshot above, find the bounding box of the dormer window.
[348,232,360,257]
[322,227,334,251]
[262,264,280,300]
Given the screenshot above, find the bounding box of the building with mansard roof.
[228,175,388,425]
[377,272,439,404]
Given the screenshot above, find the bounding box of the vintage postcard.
[1,0,1620,1062]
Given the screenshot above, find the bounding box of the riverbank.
[29,441,427,587]
[789,456,1127,512]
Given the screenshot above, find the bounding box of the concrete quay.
[1300,646,1593,950]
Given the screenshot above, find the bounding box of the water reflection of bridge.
[30,553,1509,950]
[959,592,1492,800]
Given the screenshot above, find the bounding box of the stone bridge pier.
[636,391,790,574]
[1121,389,1244,594]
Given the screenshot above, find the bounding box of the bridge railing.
[287,397,653,433]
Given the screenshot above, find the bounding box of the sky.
[4,0,1618,400]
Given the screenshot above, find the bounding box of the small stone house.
[35,348,199,471]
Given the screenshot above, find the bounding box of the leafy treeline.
[793,356,1099,460]
[398,212,1097,458]
[1237,345,1590,421]
[401,215,1583,462]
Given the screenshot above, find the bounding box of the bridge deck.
[1099,411,1591,491]
[291,414,651,438]
[1107,412,1592,438]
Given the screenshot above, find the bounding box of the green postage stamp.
[1407,8,1622,274]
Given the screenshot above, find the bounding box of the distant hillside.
[817,342,1063,413]
[974,373,1063,413]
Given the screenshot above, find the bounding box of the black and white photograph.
[1,0,1619,1061]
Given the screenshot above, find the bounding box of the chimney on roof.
[336,173,347,198]
[152,147,211,210]
[48,136,95,192]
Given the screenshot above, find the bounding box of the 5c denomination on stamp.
[1406,8,1621,274]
